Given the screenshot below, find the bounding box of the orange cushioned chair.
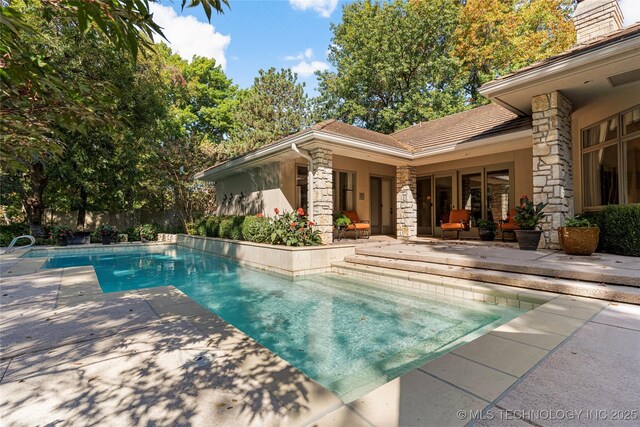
[499,208,520,241]
[342,211,371,239]
[441,209,471,240]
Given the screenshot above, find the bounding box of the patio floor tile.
[535,301,603,320]
[451,334,548,378]
[590,304,640,331]
[0,296,158,358]
[0,269,61,306]
[489,322,567,350]
[420,353,518,401]
[508,309,586,337]
[349,370,487,427]
[495,322,640,427]
[310,405,370,427]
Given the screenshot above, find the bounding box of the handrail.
[2,235,36,254]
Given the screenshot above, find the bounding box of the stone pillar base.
[309,148,333,244]
[396,165,417,240]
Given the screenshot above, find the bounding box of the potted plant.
[476,219,497,241]
[97,225,117,245]
[558,215,600,256]
[51,225,74,246]
[333,212,352,240]
[513,196,548,250]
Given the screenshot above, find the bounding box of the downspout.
[291,143,314,221]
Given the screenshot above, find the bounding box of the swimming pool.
[27,245,525,401]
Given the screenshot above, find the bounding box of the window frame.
[332,168,357,213]
[581,104,640,210]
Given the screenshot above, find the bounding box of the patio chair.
[441,209,471,240]
[342,210,371,239]
[499,208,520,241]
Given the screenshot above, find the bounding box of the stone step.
[354,246,640,287]
[339,255,640,305]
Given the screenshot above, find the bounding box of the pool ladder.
[1,235,36,254]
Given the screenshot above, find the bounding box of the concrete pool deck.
[1,254,639,426]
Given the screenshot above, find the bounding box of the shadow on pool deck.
[0,271,341,426]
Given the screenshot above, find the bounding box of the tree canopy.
[317,0,466,134]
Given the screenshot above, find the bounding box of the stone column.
[532,91,573,249]
[309,147,333,244]
[396,165,417,240]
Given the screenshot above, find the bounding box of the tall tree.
[227,68,311,156]
[317,0,465,134]
[454,0,576,104]
[0,0,229,172]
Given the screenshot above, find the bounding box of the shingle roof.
[488,22,640,83]
[311,119,413,151]
[392,104,532,152]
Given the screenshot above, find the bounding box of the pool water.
[30,246,525,401]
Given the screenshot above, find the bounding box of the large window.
[582,106,640,208]
[333,170,355,212]
[486,169,510,222]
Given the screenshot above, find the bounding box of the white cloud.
[149,4,230,68]
[291,60,329,77]
[285,48,314,61]
[619,0,640,26]
[289,0,338,18]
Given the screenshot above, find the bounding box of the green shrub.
[139,223,160,241]
[186,222,197,235]
[125,226,141,242]
[193,217,207,236]
[218,216,245,240]
[205,216,221,237]
[242,215,270,243]
[0,223,30,246]
[583,205,640,257]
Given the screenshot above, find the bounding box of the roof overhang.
[195,126,533,181]
[194,130,413,182]
[479,32,640,115]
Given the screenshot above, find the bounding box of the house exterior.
[195,0,640,248]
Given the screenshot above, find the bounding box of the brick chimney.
[574,0,624,44]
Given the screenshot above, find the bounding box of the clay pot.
[558,227,599,256]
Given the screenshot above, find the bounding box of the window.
[296,165,308,210]
[461,172,482,222]
[333,170,355,212]
[486,169,510,221]
[582,105,640,208]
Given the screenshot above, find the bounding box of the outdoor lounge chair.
[499,208,520,241]
[441,209,471,240]
[342,210,371,239]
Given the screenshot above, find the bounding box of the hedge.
[583,204,640,257]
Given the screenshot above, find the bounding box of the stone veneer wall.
[396,165,417,239]
[309,147,333,244]
[532,91,573,249]
[574,0,623,45]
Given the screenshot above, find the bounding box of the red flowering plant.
[51,225,74,243]
[514,196,548,230]
[269,208,322,246]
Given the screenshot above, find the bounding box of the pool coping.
[1,256,611,426]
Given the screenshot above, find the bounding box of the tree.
[454,0,576,104]
[0,0,229,172]
[317,0,466,133]
[227,68,312,156]
[140,48,236,227]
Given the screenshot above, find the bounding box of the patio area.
[1,246,639,426]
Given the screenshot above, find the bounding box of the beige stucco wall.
[216,162,294,216]
[414,147,534,207]
[332,155,397,223]
[570,82,640,212]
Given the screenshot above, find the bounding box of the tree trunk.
[76,186,87,229]
[21,162,48,237]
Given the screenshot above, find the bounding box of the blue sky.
[152,0,640,94]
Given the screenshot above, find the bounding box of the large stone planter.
[558,227,600,256]
[514,229,543,251]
